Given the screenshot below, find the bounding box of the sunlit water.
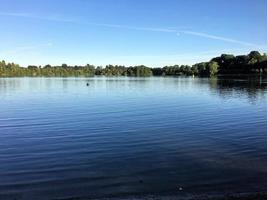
[0,77,267,200]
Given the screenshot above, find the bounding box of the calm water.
[0,77,267,200]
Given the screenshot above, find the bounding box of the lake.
[0,77,267,200]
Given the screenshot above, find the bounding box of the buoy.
[178,187,183,191]
[86,83,89,86]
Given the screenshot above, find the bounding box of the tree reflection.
[208,76,267,104]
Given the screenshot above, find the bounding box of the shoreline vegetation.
[0,51,267,78]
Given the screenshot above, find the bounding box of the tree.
[193,62,209,77]
[208,61,219,76]
[1,51,267,77]
[248,51,261,61]
[62,64,68,68]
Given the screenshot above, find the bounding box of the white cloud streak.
[0,12,266,51]
[0,12,177,33]
[179,31,260,47]
[0,43,53,56]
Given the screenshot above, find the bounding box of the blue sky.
[0,0,267,67]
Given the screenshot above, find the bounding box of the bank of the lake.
[1,51,267,77]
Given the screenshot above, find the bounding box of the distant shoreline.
[1,51,267,78]
[0,74,267,78]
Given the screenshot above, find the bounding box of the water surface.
[0,77,267,200]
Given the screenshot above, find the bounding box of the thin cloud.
[0,12,31,17]
[179,31,264,47]
[80,22,177,33]
[0,43,53,56]
[1,11,266,48]
[0,12,176,33]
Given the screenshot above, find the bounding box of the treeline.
[0,51,267,77]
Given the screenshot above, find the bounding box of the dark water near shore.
[0,77,267,200]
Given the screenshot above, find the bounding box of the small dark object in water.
[86,83,89,86]
[139,179,144,183]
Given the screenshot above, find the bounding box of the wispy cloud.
[78,22,177,33]
[1,11,266,49]
[0,43,53,56]
[179,31,260,47]
[0,12,176,33]
[0,12,32,17]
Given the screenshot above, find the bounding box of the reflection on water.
[1,77,267,103]
[0,77,267,200]
[208,77,267,104]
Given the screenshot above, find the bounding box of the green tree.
[208,61,219,76]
